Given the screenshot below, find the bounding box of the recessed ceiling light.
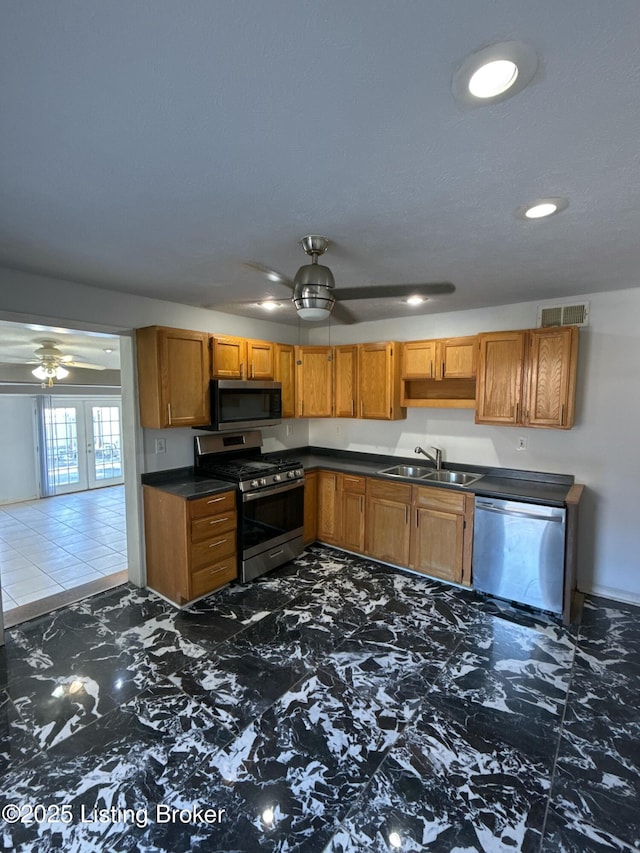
[406,295,426,306]
[468,59,518,98]
[452,41,538,107]
[256,300,282,311]
[516,197,569,220]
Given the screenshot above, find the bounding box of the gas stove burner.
[193,432,303,492]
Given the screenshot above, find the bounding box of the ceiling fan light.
[292,283,336,321]
[296,306,332,321]
[32,363,69,382]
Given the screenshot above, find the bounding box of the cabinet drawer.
[367,478,412,503]
[189,491,236,519]
[191,558,237,598]
[413,484,466,514]
[341,474,366,494]
[191,511,236,543]
[191,532,237,570]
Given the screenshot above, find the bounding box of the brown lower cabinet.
[315,470,473,586]
[410,484,474,585]
[143,486,237,606]
[316,470,366,551]
[365,479,412,566]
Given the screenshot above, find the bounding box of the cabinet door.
[136,326,210,428]
[212,336,246,379]
[275,343,296,420]
[247,339,274,379]
[339,475,366,552]
[334,345,358,418]
[358,342,404,420]
[365,496,411,565]
[475,331,527,425]
[411,506,465,583]
[439,336,477,379]
[365,478,411,565]
[295,346,333,417]
[317,470,340,543]
[402,340,436,379]
[526,327,578,429]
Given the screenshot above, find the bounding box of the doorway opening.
[0,321,130,629]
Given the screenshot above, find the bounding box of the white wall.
[309,288,640,604]
[0,396,38,504]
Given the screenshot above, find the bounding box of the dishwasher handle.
[475,500,564,523]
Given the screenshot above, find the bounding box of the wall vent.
[537,301,590,328]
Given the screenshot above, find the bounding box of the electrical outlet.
[516,436,527,451]
[155,438,166,454]
[285,424,293,436]
[336,425,341,435]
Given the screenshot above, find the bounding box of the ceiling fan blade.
[243,261,294,289]
[65,361,107,370]
[329,301,357,325]
[337,282,455,300]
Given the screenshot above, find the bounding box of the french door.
[42,398,124,495]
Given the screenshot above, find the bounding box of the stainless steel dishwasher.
[473,497,566,614]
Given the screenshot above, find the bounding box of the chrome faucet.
[415,445,443,470]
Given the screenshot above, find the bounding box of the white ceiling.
[0,320,120,374]
[2,1,640,328]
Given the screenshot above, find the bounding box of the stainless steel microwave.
[208,379,282,431]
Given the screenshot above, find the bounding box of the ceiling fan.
[27,339,106,387]
[246,235,456,323]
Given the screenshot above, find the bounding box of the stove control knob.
[295,469,302,477]
[286,470,295,479]
[273,474,282,482]
[259,478,267,486]
[250,479,259,488]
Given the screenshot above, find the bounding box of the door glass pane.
[91,406,122,481]
[44,407,80,490]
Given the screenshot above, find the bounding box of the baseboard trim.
[583,584,640,607]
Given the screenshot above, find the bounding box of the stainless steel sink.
[378,464,484,487]
[421,470,484,486]
[378,464,434,479]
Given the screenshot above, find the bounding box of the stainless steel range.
[194,431,304,583]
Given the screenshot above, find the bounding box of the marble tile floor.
[0,485,127,613]
[0,544,639,852]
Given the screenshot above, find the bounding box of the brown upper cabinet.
[475,326,579,429]
[402,336,476,380]
[401,336,477,408]
[136,326,210,428]
[211,336,274,380]
[295,345,334,418]
[358,342,406,420]
[333,345,359,418]
[274,343,296,419]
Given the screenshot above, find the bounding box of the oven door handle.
[242,479,304,502]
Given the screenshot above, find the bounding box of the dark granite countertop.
[140,449,576,507]
[141,467,235,500]
[284,447,575,507]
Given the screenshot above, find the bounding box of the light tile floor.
[0,485,127,611]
